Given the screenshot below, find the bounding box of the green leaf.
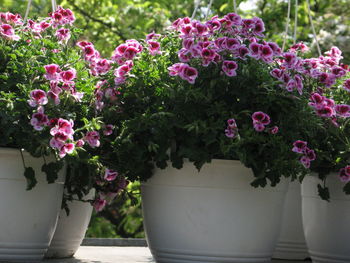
[42,162,63,184]
[317,184,330,201]
[343,182,350,195]
[24,167,37,190]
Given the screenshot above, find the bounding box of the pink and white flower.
[222,60,238,77]
[44,64,61,81]
[84,131,100,148]
[55,28,71,43]
[30,107,49,131]
[28,89,48,107]
[93,195,107,212]
[60,68,76,82]
[104,169,118,181]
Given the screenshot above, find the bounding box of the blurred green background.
[1,0,349,238]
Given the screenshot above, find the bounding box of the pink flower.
[282,52,298,69]
[227,118,237,128]
[51,6,75,26]
[222,60,238,77]
[252,111,271,125]
[178,49,192,62]
[0,12,23,25]
[316,106,335,118]
[270,68,284,79]
[93,195,107,212]
[295,74,304,95]
[226,38,240,50]
[253,122,265,132]
[146,31,161,40]
[60,68,76,82]
[59,143,75,158]
[331,66,346,78]
[114,63,133,78]
[95,59,112,75]
[169,63,198,84]
[289,42,309,53]
[30,108,49,131]
[335,104,350,118]
[75,139,85,147]
[267,42,282,56]
[292,140,307,154]
[147,40,161,56]
[28,89,48,107]
[249,42,261,59]
[77,41,93,48]
[47,90,60,105]
[343,79,350,92]
[0,24,20,41]
[168,63,183,76]
[201,48,216,66]
[269,126,279,134]
[252,17,265,36]
[123,46,138,60]
[125,39,143,53]
[339,168,350,183]
[178,64,198,84]
[50,118,74,139]
[224,13,242,26]
[83,45,96,57]
[260,45,273,63]
[305,148,316,161]
[237,46,249,59]
[103,125,114,136]
[300,156,311,168]
[325,46,343,62]
[309,93,325,110]
[85,131,100,148]
[44,64,61,80]
[182,38,194,49]
[104,169,118,181]
[318,72,336,87]
[50,137,65,149]
[55,28,71,43]
[225,118,238,138]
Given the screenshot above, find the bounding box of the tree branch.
[67,0,127,41]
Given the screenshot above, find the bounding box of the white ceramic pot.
[45,189,95,259]
[273,181,308,260]
[141,160,288,263]
[302,174,350,263]
[0,148,65,262]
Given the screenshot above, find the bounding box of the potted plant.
[78,12,320,262]
[276,44,350,262]
[0,7,129,261]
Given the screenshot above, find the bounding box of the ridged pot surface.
[302,174,350,263]
[45,190,95,259]
[0,148,65,262]
[142,160,288,263]
[273,181,308,260]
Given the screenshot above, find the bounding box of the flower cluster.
[225,118,238,138]
[251,111,271,132]
[339,166,350,183]
[167,14,282,84]
[292,140,316,168]
[93,169,129,211]
[0,7,132,212]
[0,12,21,40]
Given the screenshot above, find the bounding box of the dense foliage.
[0,9,129,212]
[77,13,322,191]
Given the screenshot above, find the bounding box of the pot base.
[151,247,271,263]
